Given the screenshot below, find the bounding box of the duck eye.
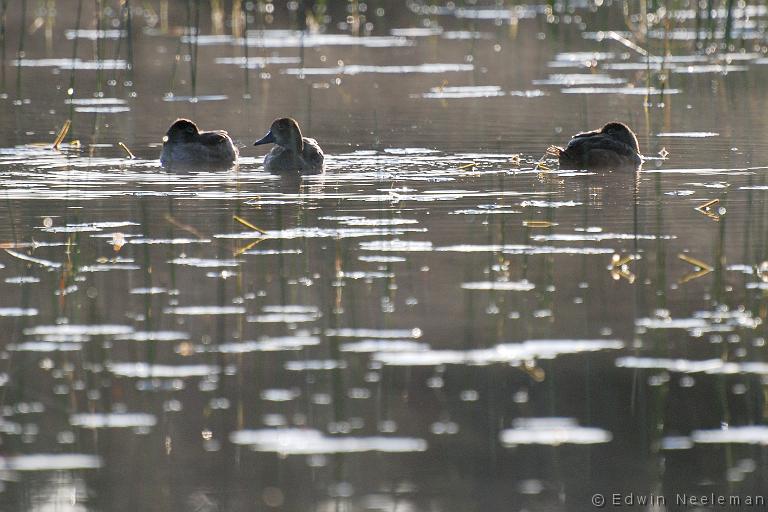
[162,135,169,143]
[186,126,195,134]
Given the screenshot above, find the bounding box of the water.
[1,1,768,510]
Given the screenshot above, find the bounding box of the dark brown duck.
[550,122,642,171]
[160,118,238,167]
[253,117,325,175]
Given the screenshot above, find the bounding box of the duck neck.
[289,125,304,154]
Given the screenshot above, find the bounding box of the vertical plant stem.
[695,0,702,47]
[186,0,200,97]
[168,38,182,95]
[724,0,735,48]
[68,0,83,120]
[0,0,8,89]
[193,0,200,97]
[16,0,27,99]
[125,0,134,74]
[242,0,250,97]
[95,0,104,94]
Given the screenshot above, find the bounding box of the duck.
[253,117,324,174]
[549,122,642,171]
[160,118,238,167]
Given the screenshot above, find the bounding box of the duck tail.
[546,145,563,157]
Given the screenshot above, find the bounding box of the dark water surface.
[1,1,768,511]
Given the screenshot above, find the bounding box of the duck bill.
[253,131,275,146]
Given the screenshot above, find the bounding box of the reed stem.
[724,0,735,48]
[0,0,7,89]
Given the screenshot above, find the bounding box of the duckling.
[253,117,324,174]
[549,122,642,171]
[160,118,238,167]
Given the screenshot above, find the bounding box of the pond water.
[1,1,768,511]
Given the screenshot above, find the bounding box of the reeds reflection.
[1,1,768,511]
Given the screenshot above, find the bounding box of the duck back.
[264,137,324,175]
[161,131,238,167]
[559,133,641,171]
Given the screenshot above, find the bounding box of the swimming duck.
[253,117,324,174]
[549,122,642,171]
[160,118,238,167]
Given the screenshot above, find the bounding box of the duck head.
[254,117,304,153]
[165,119,200,144]
[601,122,640,152]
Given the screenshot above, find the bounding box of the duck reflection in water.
[549,122,642,172]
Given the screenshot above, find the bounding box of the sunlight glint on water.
[1,1,768,510]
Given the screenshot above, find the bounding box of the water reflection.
[2,0,768,511]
